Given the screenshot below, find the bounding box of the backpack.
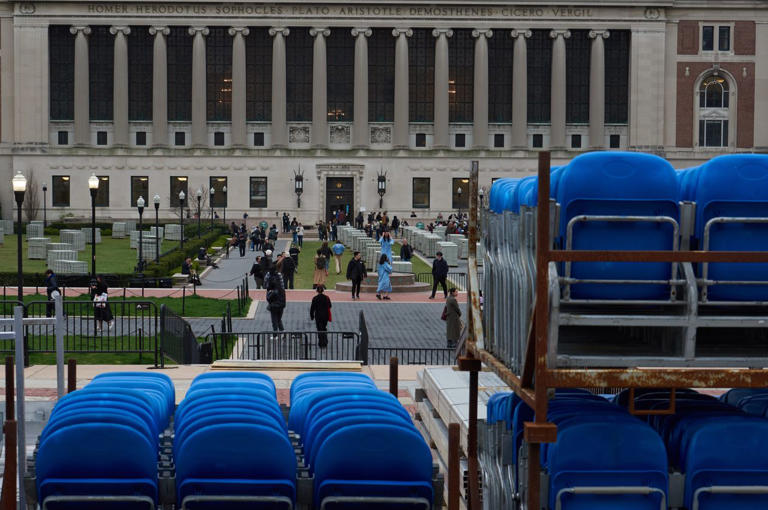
[316,256,326,270]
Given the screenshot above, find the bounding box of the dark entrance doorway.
[326,177,354,223]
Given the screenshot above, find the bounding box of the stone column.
[392,28,412,148]
[433,28,453,149]
[310,27,330,148]
[189,26,209,147]
[352,28,372,148]
[472,29,492,149]
[755,22,768,149]
[70,26,91,146]
[589,30,609,149]
[511,30,532,148]
[149,26,169,146]
[549,29,570,149]
[229,27,249,147]
[110,26,131,146]
[270,27,289,147]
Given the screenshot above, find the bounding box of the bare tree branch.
[23,172,40,222]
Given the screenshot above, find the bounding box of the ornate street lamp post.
[88,173,99,277]
[137,196,145,272]
[153,194,161,263]
[42,184,48,228]
[377,172,387,209]
[210,187,215,230]
[179,190,186,251]
[196,188,202,238]
[12,171,27,302]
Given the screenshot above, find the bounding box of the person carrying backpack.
[265,270,286,332]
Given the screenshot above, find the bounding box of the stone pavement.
[189,300,454,348]
[200,239,290,289]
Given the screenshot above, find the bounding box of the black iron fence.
[159,304,201,366]
[0,299,159,365]
[368,347,456,365]
[206,331,362,362]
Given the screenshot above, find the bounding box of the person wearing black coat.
[430,251,449,299]
[44,269,60,317]
[250,256,265,289]
[309,285,332,348]
[346,251,367,299]
[265,271,286,332]
[280,252,297,289]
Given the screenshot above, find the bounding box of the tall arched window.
[698,75,730,147]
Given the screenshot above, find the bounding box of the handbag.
[441,306,447,321]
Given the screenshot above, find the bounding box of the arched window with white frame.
[697,74,731,147]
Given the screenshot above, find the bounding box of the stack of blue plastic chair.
[690,154,768,301]
[288,372,434,509]
[36,372,175,509]
[541,393,668,510]
[173,372,296,509]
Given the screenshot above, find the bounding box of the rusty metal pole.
[389,357,398,397]
[467,369,480,510]
[447,422,461,510]
[67,359,77,393]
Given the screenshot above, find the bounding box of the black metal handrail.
[368,347,456,365]
[206,330,361,362]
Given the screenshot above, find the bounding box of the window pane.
[702,26,714,51]
[94,176,110,207]
[412,178,430,209]
[130,176,149,207]
[206,28,232,121]
[565,30,590,124]
[286,28,313,121]
[168,28,192,121]
[705,120,723,147]
[52,176,71,207]
[49,26,74,120]
[89,27,114,120]
[129,27,153,120]
[452,178,469,210]
[250,177,268,208]
[527,30,552,123]
[246,28,272,121]
[719,26,730,51]
[209,177,227,207]
[449,29,474,123]
[327,30,354,121]
[605,30,630,124]
[170,177,189,207]
[723,120,729,146]
[409,29,435,122]
[488,31,514,123]
[699,120,705,147]
[369,29,395,122]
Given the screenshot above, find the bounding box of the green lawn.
[291,241,432,289]
[28,352,174,365]
[4,293,250,318]
[0,234,181,274]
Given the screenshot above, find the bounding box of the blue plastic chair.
[313,424,433,510]
[289,388,397,434]
[37,423,157,510]
[299,392,410,438]
[92,372,175,404]
[87,378,174,418]
[692,154,768,300]
[175,396,285,433]
[41,410,153,445]
[556,151,680,299]
[683,419,768,510]
[175,414,286,454]
[721,387,768,406]
[51,391,162,435]
[191,371,276,391]
[547,421,668,510]
[175,423,296,510]
[79,385,168,428]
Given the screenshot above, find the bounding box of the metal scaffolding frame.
[460,152,768,509]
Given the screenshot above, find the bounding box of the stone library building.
[0,0,766,220]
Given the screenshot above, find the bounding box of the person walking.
[346,251,367,299]
[265,270,286,332]
[237,228,247,257]
[400,238,413,262]
[331,240,345,274]
[430,251,449,299]
[376,254,393,300]
[44,269,60,317]
[391,216,400,237]
[309,285,332,348]
[250,255,265,289]
[320,241,332,271]
[280,251,296,289]
[444,287,462,348]
[297,223,304,247]
[313,249,329,289]
[289,243,301,268]
[380,230,394,263]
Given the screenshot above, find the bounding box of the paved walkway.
[199,239,290,289]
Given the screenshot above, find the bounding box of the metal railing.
[368,347,456,365]
[0,300,159,366]
[206,331,362,362]
[159,304,200,366]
